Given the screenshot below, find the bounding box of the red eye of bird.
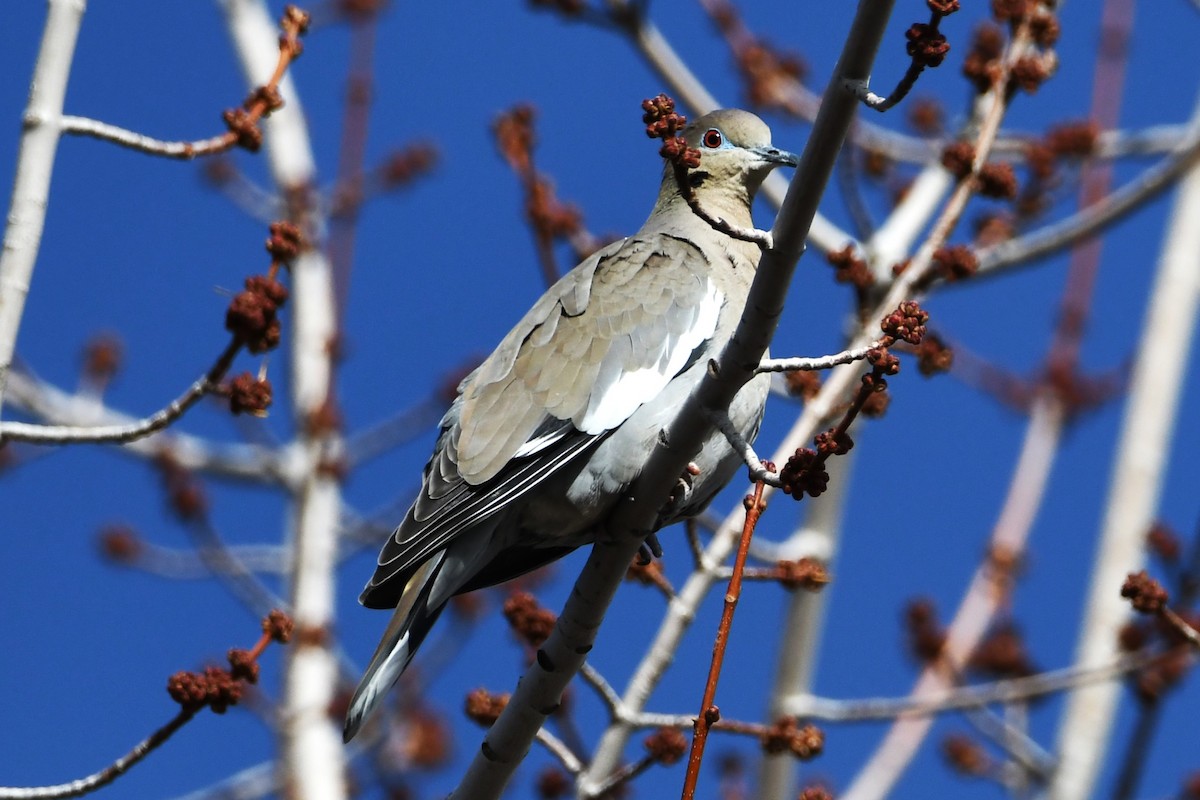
[702,129,723,148]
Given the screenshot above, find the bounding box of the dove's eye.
[702,129,723,148]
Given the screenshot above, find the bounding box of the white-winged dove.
[344,109,798,741]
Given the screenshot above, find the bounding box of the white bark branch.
[0,0,86,414]
[1049,110,1200,800]
[757,342,880,373]
[58,115,233,158]
[977,123,1200,276]
[4,368,290,483]
[842,395,1065,800]
[0,342,238,445]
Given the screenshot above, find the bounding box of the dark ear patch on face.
[688,171,709,188]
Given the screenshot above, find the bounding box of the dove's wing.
[360,232,725,605]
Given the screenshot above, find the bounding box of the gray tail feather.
[344,552,449,742]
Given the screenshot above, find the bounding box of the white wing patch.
[576,279,722,433]
[512,424,572,458]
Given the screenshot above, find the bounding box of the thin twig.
[580,662,625,720]
[679,481,766,800]
[0,710,197,800]
[2,368,287,483]
[837,145,878,241]
[674,164,774,248]
[707,410,781,486]
[54,11,305,162]
[58,117,237,159]
[977,127,1200,276]
[757,342,880,373]
[0,621,288,800]
[535,729,584,775]
[0,340,241,445]
[853,7,952,113]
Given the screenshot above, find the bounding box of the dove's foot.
[636,532,664,565]
[653,461,702,529]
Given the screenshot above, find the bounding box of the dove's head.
[655,109,799,224]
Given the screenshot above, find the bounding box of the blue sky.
[2,2,1199,798]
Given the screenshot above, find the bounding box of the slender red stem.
[679,481,766,800]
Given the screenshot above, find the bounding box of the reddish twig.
[493,105,588,287]
[679,481,767,800]
[327,8,380,327]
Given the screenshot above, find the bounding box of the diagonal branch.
[977,125,1200,276]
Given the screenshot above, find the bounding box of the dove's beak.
[754,145,801,168]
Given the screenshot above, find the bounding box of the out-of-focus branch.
[842,396,1063,800]
[3,368,290,483]
[184,516,290,618]
[0,0,86,415]
[757,452,852,800]
[327,11,378,322]
[163,761,277,800]
[0,341,240,445]
[977,124,1200,276]
[788,650,1158,719]
[343,393,445,469]
[0,613,292,800]
[217,5,345,800]
[1050,102,1200,800]
[204,158,283,221]
[103,539,289,579]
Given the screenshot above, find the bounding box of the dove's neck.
[648,166,759,233]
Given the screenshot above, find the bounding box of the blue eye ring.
[702,129,723,149]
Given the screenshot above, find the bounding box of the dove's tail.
[343,551,449,742]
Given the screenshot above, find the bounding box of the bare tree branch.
[0,0,86,414]
[0,341,240,445]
